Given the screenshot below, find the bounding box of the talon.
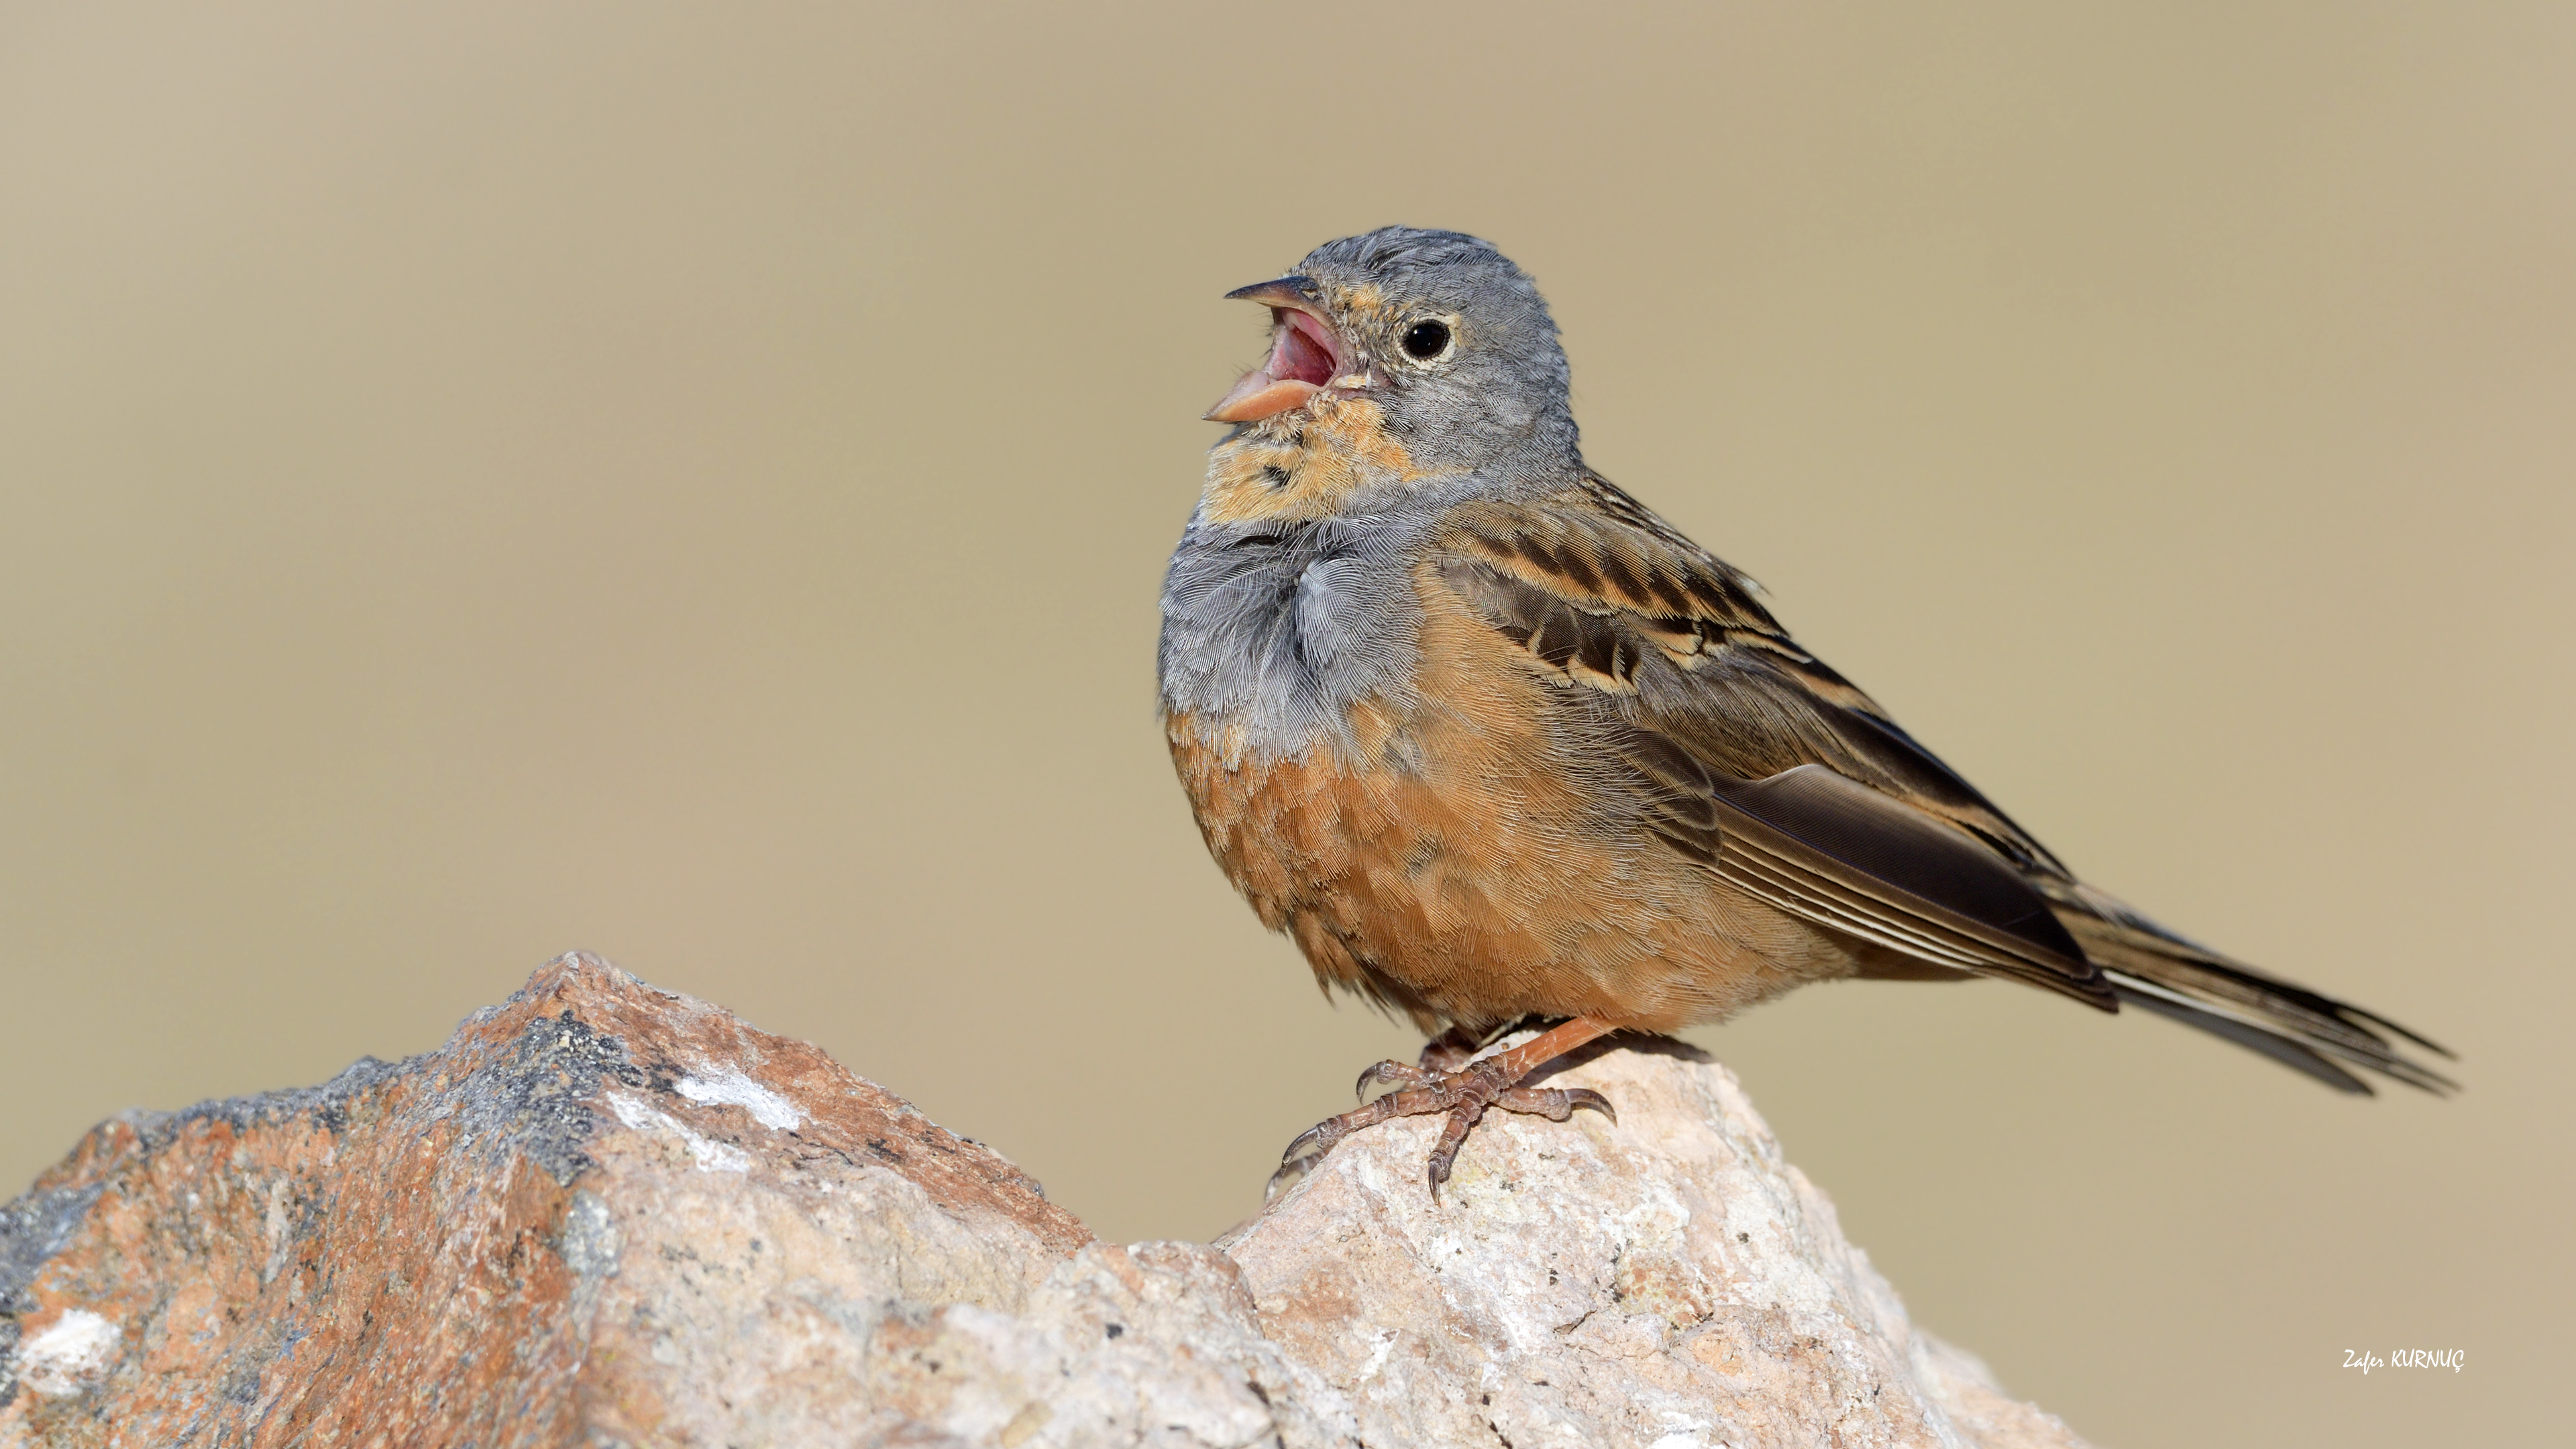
[1278,1122,1333,1167]
[1355,1059,1429,1100]
[1264,1160,1309,1201]
[1566,1087,1615,1123]
[1424,1129,1466,1195]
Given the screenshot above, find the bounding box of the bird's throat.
[1201,393,1421,527]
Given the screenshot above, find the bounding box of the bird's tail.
[2043,881,2456,1094]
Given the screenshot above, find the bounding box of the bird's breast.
[1157,525,1431,772]
[1164,566,1799,1032]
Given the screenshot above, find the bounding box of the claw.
[1277,1122,1332,1168]
[1263,1159,1309,1201]
[1355,1059,1430,1101]
[1268,1120,1345,1200]
[1566,1087,1615,1124]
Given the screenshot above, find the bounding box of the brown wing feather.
[1444,477,2070,877]
[1434,473,2454,1091]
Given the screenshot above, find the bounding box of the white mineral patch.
[19,1309,120,1397]
[674,1067,804,1131]
[606,1090,751,1173]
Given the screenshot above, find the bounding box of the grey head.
[1168,229,1583,761]
[1205,225,1580,477]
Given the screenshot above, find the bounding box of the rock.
[0,956,2086,1448]
[1228,1037,2086,1449]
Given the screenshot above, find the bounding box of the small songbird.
[1159,227,2451,1195]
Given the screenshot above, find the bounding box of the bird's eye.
[1401,320,1452,360]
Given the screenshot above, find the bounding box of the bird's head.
[1205,227,1578,473]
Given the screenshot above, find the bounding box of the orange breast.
[1166,561,1851,1034]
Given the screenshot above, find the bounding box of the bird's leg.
[1348,1022,1490,1101]
[1417,1022,1489,1073]
[1272,1016,1619,1200]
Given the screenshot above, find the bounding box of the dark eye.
[1401,320,1452,360]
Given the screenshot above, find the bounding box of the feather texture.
[1430,472,2451,1093]
[1161,226,2449,1104]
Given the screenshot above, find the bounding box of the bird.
[1157,226,2451,1197]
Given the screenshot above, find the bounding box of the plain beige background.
[4,3,2567,1443]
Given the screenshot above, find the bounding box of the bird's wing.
[1434,476,2112,1009]
[1432,473,2455,1091]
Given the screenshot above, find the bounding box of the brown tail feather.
[2110,985,2371,1093]
[2049,894,2456,1095]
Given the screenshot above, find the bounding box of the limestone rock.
[1228,1037,2086,1449]
[0,956,2085,1448]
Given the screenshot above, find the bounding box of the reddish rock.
[1,957,2082,1448]
[0,955,1099,1445]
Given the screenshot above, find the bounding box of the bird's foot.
[1266,1017,1617,1201]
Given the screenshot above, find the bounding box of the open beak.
[1205,275,1353,423]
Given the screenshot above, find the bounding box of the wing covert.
[1438,476,2105,1001]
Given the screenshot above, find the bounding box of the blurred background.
[4,3,2567,1442]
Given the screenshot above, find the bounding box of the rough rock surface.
[1226,1037,2084,1449]
[0,956,2088,1448]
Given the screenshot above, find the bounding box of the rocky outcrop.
[1223,1038,2083,1449]
[0,955,2087,1448]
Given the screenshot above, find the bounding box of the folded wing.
[1436,473,2453,1093]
